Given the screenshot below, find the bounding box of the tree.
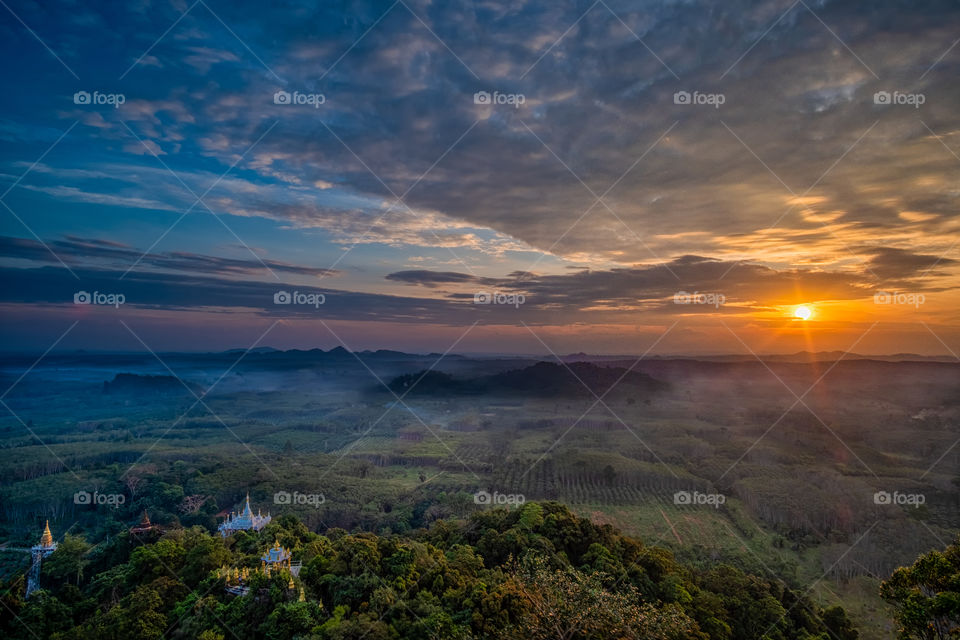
[42,534,92,586]
[881,537,960,640]
[497,554,703,640]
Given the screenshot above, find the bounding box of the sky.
[1,0,959,355]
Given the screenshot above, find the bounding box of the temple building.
[217,493,271,537]
[130,510,161,536]
[261,539,301,577]
[220,540,302,597]
[26,521,57,598]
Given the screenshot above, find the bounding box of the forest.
[1,502,886,640]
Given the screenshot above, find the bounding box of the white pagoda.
[217,493,271,537]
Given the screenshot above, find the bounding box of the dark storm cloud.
[387,252,892,309]
[0,236,339,278]
[385,270,484,287]
[865,247,957,283]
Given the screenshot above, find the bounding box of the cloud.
[0,236,340,278]
[386,253,887,311]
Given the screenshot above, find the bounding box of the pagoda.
[130,510,160,536]
[26,521,57,598]
[261,539,301,577]
[217,493,271,538]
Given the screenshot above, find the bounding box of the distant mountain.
[219,346,279,355]
[560,351,958,364]
[389,361,667,397]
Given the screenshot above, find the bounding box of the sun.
[794,305,813,321]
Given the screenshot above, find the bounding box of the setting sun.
[794,305,813,320]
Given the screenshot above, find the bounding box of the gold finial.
[288,576,295,590]
[40,520,53,547]
[298,587,305,602]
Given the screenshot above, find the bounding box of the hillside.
[1,503,860,639]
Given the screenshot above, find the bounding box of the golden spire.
[40,520,53,547]
[298,587,305,602]
[288,576,295,590]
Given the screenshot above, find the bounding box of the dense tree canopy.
[1,502,864,639]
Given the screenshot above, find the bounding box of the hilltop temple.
[261,539,301,577]
[217,493,271,537]
[26,520,57,598]
[221,539,302,597]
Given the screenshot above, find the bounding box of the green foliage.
[2,503,870,640]
[881,536,960,640]
[42,534,92,586]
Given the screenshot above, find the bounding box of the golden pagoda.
[39,520,53,547]
[26,520,58,598]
